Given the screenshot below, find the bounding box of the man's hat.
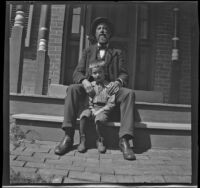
[90,17,114,38]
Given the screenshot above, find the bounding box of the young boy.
[77,61,117,153]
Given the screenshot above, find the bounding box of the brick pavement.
[10,139,192,184]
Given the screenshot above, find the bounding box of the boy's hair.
[89,60,106,70]
[89,60,106,74]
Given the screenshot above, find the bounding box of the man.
[54,17,136,160]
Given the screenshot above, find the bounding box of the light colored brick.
[13,146,26,152]
[11,166,37,173]
[45,159,73,165]
[134,175,165,183]
[62,155,86,162]
[101,174,117,183]
[72,160,99,168]
[110,150,121,154]
[86,158,99,164]
[68,165,85,172]
[16,156,45,163]
[17,151,34,156]
[68,171,100,182]
[35,140,59,146]
[38,168,68,176]
[51,176,63,183]
[10,160,25,167]
[99,158,112,165]
[23,147,50,153]
[115,175,135,183]
[75,152,99,159]
[87,149,99,154]
[10,155,17,161]
[85,167,114,175]
[11,171,38,180]
[63,177,90,183]
[33,152,60,160]
[163,175,191,183]
[25,162,55,169]
[115,168,143,176]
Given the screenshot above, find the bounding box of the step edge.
[12,114,191,130]
[10,93,191,108]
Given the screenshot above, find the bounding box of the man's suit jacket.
[73,44,129,87]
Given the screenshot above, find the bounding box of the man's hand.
[107,81,122,95]
[82,79,95,97]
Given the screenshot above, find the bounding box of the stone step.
[12,113,191,130]
[10,93,191,124]
[12,113,191,150]
[48,84,164,103]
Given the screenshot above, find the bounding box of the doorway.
[60,3,151,90]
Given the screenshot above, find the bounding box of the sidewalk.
[10,139,192,184]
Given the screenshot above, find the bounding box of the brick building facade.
[9,2,198,104]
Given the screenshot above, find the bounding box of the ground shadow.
[82,106,152,154]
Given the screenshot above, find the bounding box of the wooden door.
[89,4,138,89]
[60,4,87,85]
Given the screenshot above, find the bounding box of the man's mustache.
[98,33,107,38]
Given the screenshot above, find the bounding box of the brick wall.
[178,4,192,104]
[48,5,65,86]
[153,4,191,104]
[21,4,66,94]
[153,4,174,103]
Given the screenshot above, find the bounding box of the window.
[71,7,81,34]
[9,4,34,47]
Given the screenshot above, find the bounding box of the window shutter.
[9,4,33,47]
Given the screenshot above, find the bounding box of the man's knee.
[119,87,135,101]
[67,84,84,94]
[127,89,135,100]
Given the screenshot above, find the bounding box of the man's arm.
[73,49,88,84]
[116,50,129,87]
[107,50,128,96]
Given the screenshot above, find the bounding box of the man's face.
[92,66,105,83]
[95,23,111,44]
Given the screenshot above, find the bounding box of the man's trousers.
[62,84,135,138]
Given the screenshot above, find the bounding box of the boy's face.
[92,66,105,83]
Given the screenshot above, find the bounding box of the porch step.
[12,113,191,150]
[48,84,164,103]
[10,93,191,123]
[12,113,191,130]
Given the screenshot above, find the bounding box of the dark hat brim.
[90,17,114,38]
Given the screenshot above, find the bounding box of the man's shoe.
[54,135,73,155]
[96,137,106,153]
[119,138,136,160]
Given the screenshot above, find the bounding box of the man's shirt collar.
[97,43,109,50]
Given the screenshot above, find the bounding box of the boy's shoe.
[77,135,86,153]
[96,137,106,153]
